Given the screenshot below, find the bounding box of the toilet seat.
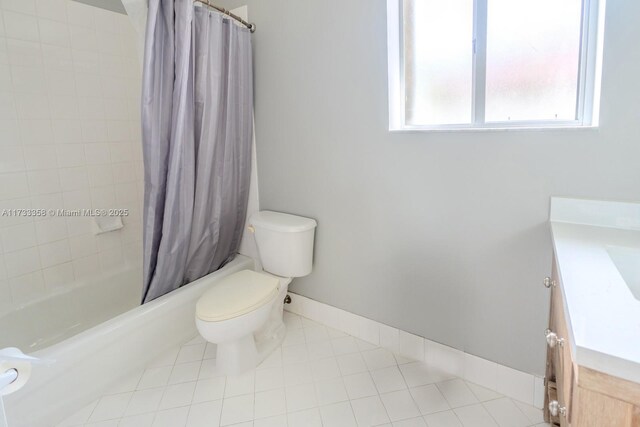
[196,270,279,322]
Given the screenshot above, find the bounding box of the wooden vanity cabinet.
[545,255,640,427]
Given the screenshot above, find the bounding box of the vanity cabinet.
[544,255,640,427]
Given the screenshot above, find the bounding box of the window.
[387,0,605,130]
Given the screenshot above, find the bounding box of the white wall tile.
[4,246,40,277]
[399,331,425,362]
[19,119,53,145]
[0,145,25,172]
[379,324,399,354]
[1,222,37,252]
[1,0,36,15]
[533,376,545,409]
[38,238,71,268]
[9,270,45,305]
[38,18,70,47]
[463,353,498,391]
[425,340,464,377]
[23,145,57,170]
[42,261,73,288]
[59,166,89,192]
[56,144,86,168]
[3,11,39,42]
[28,169,61,194]
[34,0,67,23]
[495,364,535,405]
[35,217,67,244]
[358,317,380,346]
[0,172,29,200]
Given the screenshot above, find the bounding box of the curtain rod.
[194,0,256,33]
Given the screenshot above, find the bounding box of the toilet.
[195,210,317,375]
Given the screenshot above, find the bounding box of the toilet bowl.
[195,211,316,375]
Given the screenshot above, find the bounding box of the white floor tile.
[513,400,545,425]
[319,401,358,427]
[315,377,349,406]
[380,390,421,422]
[283,362,313,386]
[220,394,254,426]
[454,404,498,427]
[176,343,206,364]
[57,312,540,427]
[151,406,189,427]
[89,392,132,422]
[282,327,306,347]
[306,339,335,360]
[119,413,156,427]
[400,363,453,388]
[287,408,322,427]
[393,417,428,427]
[147,347,180,368]
[85,420,120,426]
[204,343,217,360]
[310,357,341,381]
[285,382,317,412]
[193,377,226,403]
[436,379,478,408]
[409,384,450,415]
[423,410,463,427]
[138,366,172,390]
[337,352,368,376]
[304,324,330,342]
[56,399,98,426]
[124,388,164,417]
[466,382,502,402]
[282,343,309,364]
[371,366,408,394]
[361,348,397,371]
[343,372,378,400]
[351,395,390,426]
[253,414,287,427]
[483,398,530,427]
[254,388,286,419]
[224,371,255,397]
[159,381,196,410]
[331,336,360,355]
[185,400,222,427]
[199,358,225,379]
[255,366,285,392]
[169,362,202,385]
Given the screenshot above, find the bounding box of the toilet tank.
[249,211,317,278]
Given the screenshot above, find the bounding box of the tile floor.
[57,312,550,427]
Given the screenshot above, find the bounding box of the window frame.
[387,0,605,131]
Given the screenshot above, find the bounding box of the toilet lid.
[196,270,279,322]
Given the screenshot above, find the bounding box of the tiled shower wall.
[0,0,143,313]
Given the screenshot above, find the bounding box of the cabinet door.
[551,257,575,425]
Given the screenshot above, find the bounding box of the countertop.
[549,197,640,383]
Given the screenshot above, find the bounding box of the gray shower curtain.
[141,0,253,303]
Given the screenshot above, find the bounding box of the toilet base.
[216,334,258,375]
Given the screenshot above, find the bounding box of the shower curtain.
[141,0,253,303]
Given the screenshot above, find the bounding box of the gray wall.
[219,0,640,375]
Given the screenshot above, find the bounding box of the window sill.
[388,125,599,134]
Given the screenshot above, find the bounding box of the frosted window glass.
[485,0,583,122]
[403,0,473,126]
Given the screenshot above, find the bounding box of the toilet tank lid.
[250,211,317,232]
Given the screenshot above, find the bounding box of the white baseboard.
[284,292,545,409]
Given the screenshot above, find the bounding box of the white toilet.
[195,210,317,375]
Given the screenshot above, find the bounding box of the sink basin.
[607,245,640,301]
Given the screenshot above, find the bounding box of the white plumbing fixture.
[196,211,317,375]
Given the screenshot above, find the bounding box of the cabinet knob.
[545,329,565,348]
[548,400,567,417]
[543,277,556,288]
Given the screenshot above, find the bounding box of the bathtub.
[2,255,254,427]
